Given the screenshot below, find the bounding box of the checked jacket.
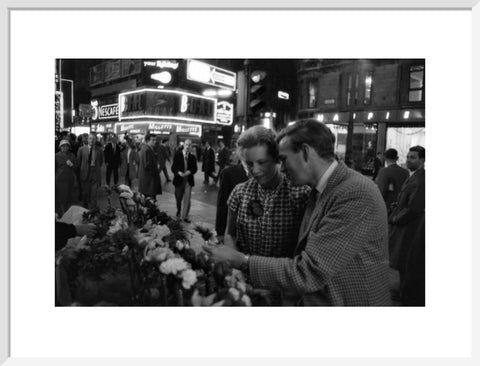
[249,162,392,306]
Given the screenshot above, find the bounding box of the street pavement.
[94,161,220,228]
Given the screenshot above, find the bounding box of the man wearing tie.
[76,133,103,209]
[171,139,197,223]
[205,119,391,306]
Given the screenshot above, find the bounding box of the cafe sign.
[118,89,217,124]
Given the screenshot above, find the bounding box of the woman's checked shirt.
[228,175,311,258]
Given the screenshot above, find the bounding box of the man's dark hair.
[145,133,156,142]
[276,119,335,160]
[383,148,399,160]
[237,126,279,161]
[409,145,425,160]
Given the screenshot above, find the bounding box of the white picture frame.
[2,0,479,365]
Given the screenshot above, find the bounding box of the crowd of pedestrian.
[55,122,425,307]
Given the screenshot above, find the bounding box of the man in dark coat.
[375,148,409,215]
[138,133,162,200]
[388,145,425,305]
[171,139,198,222]
[104,134,122,186]
[215,161,248,238]
[155,139,171,183]
[215,140,230,183]
[202,141,216,185]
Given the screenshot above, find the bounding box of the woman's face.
[60,144,70,153]
[243,144,279,187]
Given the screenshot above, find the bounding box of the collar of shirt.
[315,160,338,197]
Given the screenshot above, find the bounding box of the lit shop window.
[408,65,424,102]
[364,71,373,105]
[308,80,318,108]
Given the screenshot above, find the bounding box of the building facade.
[296,59,425,171]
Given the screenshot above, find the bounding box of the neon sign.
[186,59,236,90]
[216,101,234,125]
[118,88,217,124]
[115,121,202,137]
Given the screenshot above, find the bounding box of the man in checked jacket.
[205,119,391,306]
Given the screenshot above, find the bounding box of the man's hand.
[178,172,184,177]
[74,224,97,238]
[184,170,191,176]
[202,245,245,269]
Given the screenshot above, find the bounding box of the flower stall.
[55,185,271,307]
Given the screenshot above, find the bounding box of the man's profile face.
[406,151,423,172]
[278,137,308,186]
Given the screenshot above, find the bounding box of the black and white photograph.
[3,3,477,362]
[54,58,426,307]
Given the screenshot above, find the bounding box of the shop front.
[321,107,424,173]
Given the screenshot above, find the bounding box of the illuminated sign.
[115,121,202,137]
[91,102,119,121]
[55,91,64,129]
[278,91,290,100]
[216,101,234,125]
[99,104,119,120]
[91,123,114,133]
[186,59,236,90]
[324,99,335,105]
[118,89,217,124]
[143,60,179,69]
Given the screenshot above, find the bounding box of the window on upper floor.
[364,71,373,105]
[408,65,424,102]
[308,80,318,109]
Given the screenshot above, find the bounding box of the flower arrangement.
[57,184,258,306]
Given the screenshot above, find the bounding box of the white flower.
[107,222,122,235]
[150,225,171,239]
[120,191,134,199]
[135,233,151,248]
[144,246,173,263]
[159,257,189,275]
[241,294,252,306]
[126,198,136,206]
[236,281,247,293]
[229,288,241,301]
[122,245,129,254]
[181,269,197,290]
[191,290,216,306]
[175,240,185,251]
[143,219,153,231]
[118,184,132,192]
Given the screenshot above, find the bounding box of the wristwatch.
[240,254,250,272]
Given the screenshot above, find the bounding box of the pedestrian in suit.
[123,137,140,189]
[104,134,122,186]
[388,145,425,305]
[156,139,171,183]
[215,161,248,238]
[205,119,391,306]
[215,140,230,183]
[171,139,198,222]
[76,133,104,209]
[202,141,216,185]
[138,133,162,200]
[375,148,409,215]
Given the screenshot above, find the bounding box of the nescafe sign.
[216,101,233,125]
